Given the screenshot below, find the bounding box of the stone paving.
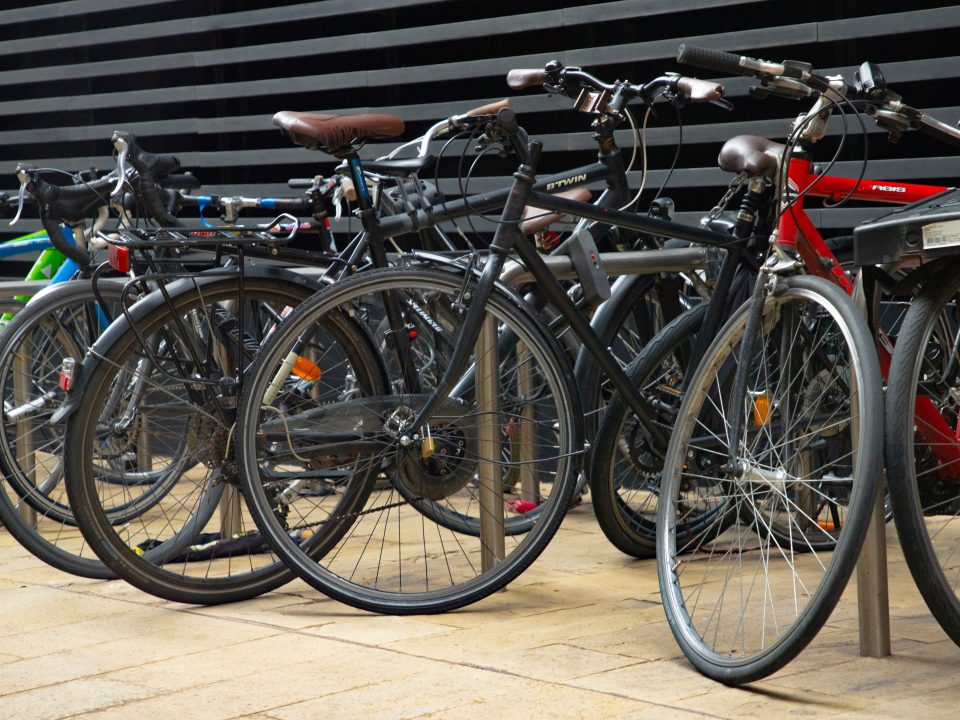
[1,502,958,719]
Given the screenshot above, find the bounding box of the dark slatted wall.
[2,0,959,254]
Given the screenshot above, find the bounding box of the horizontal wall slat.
[3,1,959,250]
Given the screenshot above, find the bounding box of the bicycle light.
[59,357,77,392]
[107,242,130,273]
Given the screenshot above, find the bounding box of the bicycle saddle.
[717,135,785,179]
[273,111,405,157]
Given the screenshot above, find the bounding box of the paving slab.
[1,503,958,719]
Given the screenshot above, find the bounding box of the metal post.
[853,272,891,657]
[476,314,505,571]
[14,342,37,528]
[858,474,891,656]
[219,484,243,538]
[516,345,539,504]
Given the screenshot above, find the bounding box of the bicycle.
[0,136,337,580]
[58,86,720,605]
[591,55,951,560]
[218,67,789,615]
[650,44,960,684]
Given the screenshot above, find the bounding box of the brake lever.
[10,169,30,226]
[111,136,130,197]
[711,98,735,111]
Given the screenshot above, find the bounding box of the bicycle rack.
[853,277,891,657]
[486,249,894,661]
[472,246,713,571]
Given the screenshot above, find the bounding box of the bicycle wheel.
[0,281,126,578]
[236,266,581,614]
[886,258,960,645]
[63,271,331,604]
[657,275,882,684]
[591,303,707,558]
[577,273,692,459]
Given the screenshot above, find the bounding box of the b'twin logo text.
[546,173,587,191]
[870,184,907,193]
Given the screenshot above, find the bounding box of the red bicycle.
[592,46,960,683]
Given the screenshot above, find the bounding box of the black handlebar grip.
[676,44,750,76]
[158,172,199,191]
[113,131,181,224]
[140,174,179,225]
[287,179,315,189]
[40,212,91,268]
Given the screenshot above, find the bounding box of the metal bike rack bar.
[0,280,51,296]
[219,485,243,539]
[14,342,37,529]
[516,344,539,504]
[476,313,505,571]
[858,481,891,656]
[853,276,891,658]
[498,247,712,286]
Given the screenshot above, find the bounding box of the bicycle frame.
[772,154,958,466]
[778,155,949,294]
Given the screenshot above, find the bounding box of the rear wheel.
[236,267,582,614]
[590,304,706,558]
[63,273,327,604]
[0,283,123,577]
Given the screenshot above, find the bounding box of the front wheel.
[885,259,960,646]
[657,275,882,684]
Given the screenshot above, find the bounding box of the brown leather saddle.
[718,135,786,179]
[273,111,405,157]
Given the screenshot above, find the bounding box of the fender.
[409,250,530,307]
[18,276,124,307]
[572,272,657,388]
[50,265,325,423]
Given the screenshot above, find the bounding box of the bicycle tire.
[236,266,582,614]
[657,275,882,684]
[0,282,127,578]
[63,271,330,604]
[885,258,960,645]
[591,303,708,558]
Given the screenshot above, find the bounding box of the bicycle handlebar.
[507,61,725,107]
[111,131,181,225]
[14,163,94,267]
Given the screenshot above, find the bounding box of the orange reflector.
[752,392,771,426]
[291,356,321,381]
[818,521,836,531]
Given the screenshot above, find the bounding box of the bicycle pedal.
[506,499,538,514]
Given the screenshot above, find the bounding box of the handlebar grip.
[261,197,310,212]
[159,173,201,191]
[465,98,511,117]
[675,77,726,102]
[140,174,179,225]
[506,69,547,90]
[287,178,316,189]
[341,177,357,202]
[676,44,750,77]
[40,214,91,267]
